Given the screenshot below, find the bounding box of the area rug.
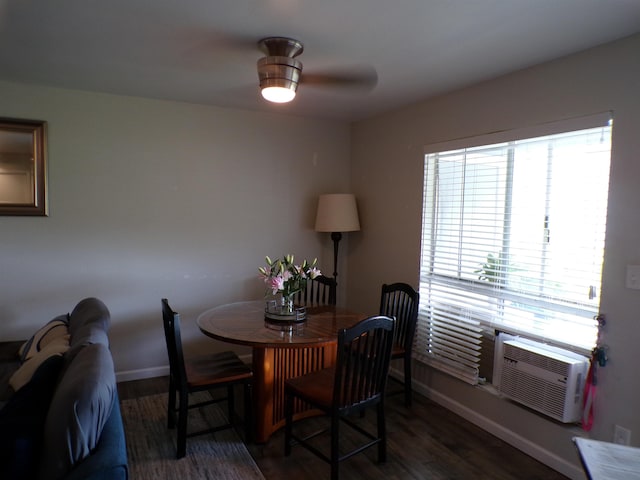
[121,392,265,480]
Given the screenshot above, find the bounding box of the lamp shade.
[315,194,361,233]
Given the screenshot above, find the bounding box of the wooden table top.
[197,300,364,349]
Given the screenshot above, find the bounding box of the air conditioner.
[494,335,589,423]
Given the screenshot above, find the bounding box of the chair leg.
[284,392,293,456]
[227,384,236,424]
[404,356,413,407]
[377,402,387,463]
[330,413,340,480]
[176,391,188,459]
[167,378,176,429]
[243,381,252,443]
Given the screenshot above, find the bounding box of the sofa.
[0,297,128,480]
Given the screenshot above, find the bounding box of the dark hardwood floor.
[118,377,569,480]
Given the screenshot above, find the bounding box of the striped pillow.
[10,335,70,392]
[18,314,70,363]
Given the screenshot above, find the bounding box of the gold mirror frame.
[0,117,47,216]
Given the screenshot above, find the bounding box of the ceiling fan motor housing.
[257,37,304,97]
[258,36,304,57]
[257,56,303,91]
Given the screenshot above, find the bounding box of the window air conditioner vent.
[495,336,589,423]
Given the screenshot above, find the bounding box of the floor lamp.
[314,194,361,294]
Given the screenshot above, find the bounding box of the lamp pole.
[331,231,342,284]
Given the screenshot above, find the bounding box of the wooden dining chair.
[379,283,419,406]
[284,315,395,480]
[295,275,337,306]
[161,298,253,458]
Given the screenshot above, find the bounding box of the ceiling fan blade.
[204,31,261,52]
[300,66,378,91]
[176,30,261,71]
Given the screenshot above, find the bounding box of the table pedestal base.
[252,343,337,443]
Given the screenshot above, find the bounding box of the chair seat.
[391,344,405,359]
[285,367,335,409]
[185,351,252,388]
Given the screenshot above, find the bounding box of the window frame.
[416,113,612,384]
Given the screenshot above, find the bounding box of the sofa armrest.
[64,394,128,480]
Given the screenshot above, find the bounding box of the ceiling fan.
[256,36,377,103]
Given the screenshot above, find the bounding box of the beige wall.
[349,33,640,478]
[0,81,352,377]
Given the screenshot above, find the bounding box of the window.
[416,114,612,385]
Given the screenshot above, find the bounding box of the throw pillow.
[19,314,70,362]
[10,335,70,392]
[0,355,64,480]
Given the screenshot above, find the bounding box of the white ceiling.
[1,0,639,122]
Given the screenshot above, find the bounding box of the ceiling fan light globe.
[261,86,296,103]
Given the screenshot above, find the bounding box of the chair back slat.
[296,275,337,306]
[161,298,188,390]
[379,283,419,350]
[333,315,395,413]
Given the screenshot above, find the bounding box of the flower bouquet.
[258,254,321,321]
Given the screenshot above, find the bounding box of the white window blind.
[417,115,612,385]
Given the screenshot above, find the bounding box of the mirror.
[0,118,47,216]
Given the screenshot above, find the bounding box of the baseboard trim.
[404,370,584,480]
[116,365,169,383]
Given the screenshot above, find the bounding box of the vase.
[264,294,306,326]
[281,295,294,313]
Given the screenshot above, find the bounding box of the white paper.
[574,437,640,480]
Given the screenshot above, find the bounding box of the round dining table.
[197,300,364,443]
